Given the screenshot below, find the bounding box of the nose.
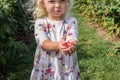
[55,2,60,8]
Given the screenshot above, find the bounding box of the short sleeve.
[34,19,48,46]
[66,18,78,42]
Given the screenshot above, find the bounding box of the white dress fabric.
[30,17,81,80]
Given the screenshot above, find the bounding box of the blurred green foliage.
[74,0,120,36]
[0,0,32,78]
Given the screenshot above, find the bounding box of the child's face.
[43,0,68,20]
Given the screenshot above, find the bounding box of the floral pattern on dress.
[30,17,81,80]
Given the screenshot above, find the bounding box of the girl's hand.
[67,39,78,54]
[59,39,71,54]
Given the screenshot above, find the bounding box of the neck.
[47,15,64,21]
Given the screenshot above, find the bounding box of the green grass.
[5,13,120,80]
[75,14,120,80]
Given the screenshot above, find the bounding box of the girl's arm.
[42,39,71,52]
[42,40,59,51]
[66,18,79,53]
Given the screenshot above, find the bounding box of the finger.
[62,47,70,52]
[70,46,77,53]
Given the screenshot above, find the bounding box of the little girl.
[28,0,81,80]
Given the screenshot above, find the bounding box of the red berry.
[62,42,71,48]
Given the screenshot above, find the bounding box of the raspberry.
[62,42,71,48]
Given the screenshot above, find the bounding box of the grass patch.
[75,14,120,80]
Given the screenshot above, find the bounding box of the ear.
[41,0,46,8]
[37,0,45,8]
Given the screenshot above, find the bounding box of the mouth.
[55,10,61,13]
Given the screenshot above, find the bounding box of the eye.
[60,0,65,2]
[59,0,66,3]
[48,0,55,3]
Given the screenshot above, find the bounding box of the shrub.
[0,0,31,77]
[74,0,120,36]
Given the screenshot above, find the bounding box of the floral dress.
[30,17,81,80]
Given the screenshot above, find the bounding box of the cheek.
[62,5,67,12]
[44,5,51,11]
[46,7,53,13]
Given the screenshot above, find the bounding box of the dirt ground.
[88,22,120,44]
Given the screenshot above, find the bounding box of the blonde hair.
[26,0,74,19]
